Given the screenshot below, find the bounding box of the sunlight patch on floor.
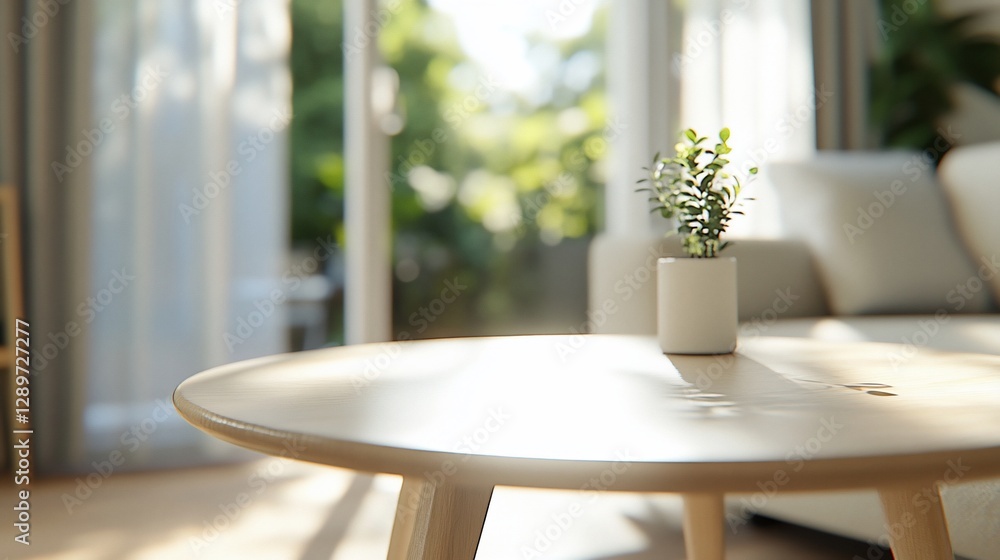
[12,457,875,560]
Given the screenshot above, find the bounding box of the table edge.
[171,386,1000,494]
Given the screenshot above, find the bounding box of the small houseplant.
[638,127,756,354]
[638,127,757,257]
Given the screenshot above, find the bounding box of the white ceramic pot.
[656,256,738,354]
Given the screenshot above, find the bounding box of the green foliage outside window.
[870,0,1000,159]
[291,0,607,341]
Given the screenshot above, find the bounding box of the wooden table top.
[173,335,1000,493]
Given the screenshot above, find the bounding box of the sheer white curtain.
[79,0,289,468]
[674,0,815,237]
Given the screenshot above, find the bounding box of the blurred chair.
[286,248,342,350]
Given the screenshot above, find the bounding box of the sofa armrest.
[587,234,828,335]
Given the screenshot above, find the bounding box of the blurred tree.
[290,0,345,243]
[290,0,608,341]
[379,1,608,337]
[870,0,1000,160]
[288,0,346,345]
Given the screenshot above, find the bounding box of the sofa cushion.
[768,152,993,315]
[938,141,1000,308]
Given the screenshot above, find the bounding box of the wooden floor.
[7,459,881,560]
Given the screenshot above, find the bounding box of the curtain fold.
[1,0,94,471]
[810,0,879,150]
[673,0,816,237]
[2,0,290,473]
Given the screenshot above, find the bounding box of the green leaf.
[640,126,755,241]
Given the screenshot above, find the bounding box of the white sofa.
[588,144,1000,559]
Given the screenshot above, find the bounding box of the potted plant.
[637,127,757,354]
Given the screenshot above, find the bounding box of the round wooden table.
[173,335,1000,559]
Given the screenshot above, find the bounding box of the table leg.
[878,484,954,560]
[682,493,725,560]
[386,476,494,560]
[387,477,423,560]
